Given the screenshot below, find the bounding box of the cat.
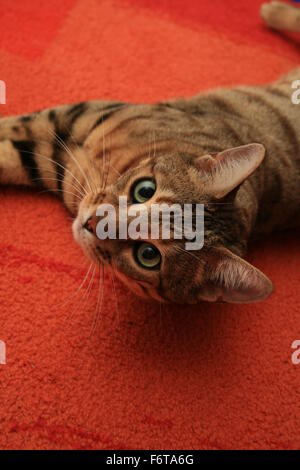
[0,1,299,304]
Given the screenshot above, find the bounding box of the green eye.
[131,179,156,203]
[135,243,161,269]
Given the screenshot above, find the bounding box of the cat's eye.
[131,179,156,203]
[135,243,161,269]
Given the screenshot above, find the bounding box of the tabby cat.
[0,1,299,304]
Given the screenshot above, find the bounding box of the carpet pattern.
[0,0,300,450]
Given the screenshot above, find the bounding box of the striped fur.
[0,5,299,303]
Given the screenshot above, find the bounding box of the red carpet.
[1,0,300,450]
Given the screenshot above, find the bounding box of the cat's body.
[0,1,299,303]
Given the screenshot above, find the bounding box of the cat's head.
[72,142,273,304]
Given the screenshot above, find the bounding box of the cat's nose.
[83,216,97,236]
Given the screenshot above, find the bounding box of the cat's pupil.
[142,245,157,260]
[135,242,161,269]
[139,186,154,199]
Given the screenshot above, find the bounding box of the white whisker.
[17,148,88,197]
[64,126,100,192]
[89,263,104,338]
[48,128,93,193]
[58,262,94,310]
[66,264,97,326]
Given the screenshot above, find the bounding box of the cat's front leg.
[0,108,74,190]
[0,110,84,213]
[261,1,300,32]
[0,137,32,186]
[0,101,121,213]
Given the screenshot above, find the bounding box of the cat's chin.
[72,217,98,262]
[72,217,82,245]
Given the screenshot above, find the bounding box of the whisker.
[89,263,104,338]
[31,176,85,197]
[19,148,88,197]
[153,129,157,159]
[65,264,97,326]
[110,165,121,177]
[48,128,93,194]
[101,107,106,190]
[102,135,112,192]
[64,126,100,193]
[148,131,152,160]
[24,167,85,197]
[39,188,83,201]
[57,262,94,309]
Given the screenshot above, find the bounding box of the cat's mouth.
[72,213,98,261]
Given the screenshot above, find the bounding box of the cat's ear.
[198,247,273,303]
[195,143,265,199]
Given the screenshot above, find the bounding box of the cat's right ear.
[196,246,273,303]
[194,143,265,199]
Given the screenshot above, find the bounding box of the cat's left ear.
[195,143,265,199]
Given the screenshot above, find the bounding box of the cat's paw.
[261,1,294,30]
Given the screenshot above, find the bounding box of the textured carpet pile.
[0,0,300,450]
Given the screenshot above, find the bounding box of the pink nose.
[83,215,98,236]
